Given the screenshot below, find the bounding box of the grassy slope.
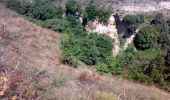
[0,5,169,100]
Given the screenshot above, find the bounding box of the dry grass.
[0,4,169,100]
[0,4,61,68]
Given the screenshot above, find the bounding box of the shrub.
[134,26,159,50]
[137,14,146,24]
[1,0,31,15]
[1,0,20,9]
[123,15,138,25]
[28,0,62,20]
[95,63,109,74]
[14,1,31,15]
[77,38,100,65]
[151,13,169,34]
[84,4,97,21]
[44,18,70,32]
[62,33,113,65]
[127,24,137,34]
[123,15,141,34]
[142,57,170,88]
[65,15,82,28]
[96,7,111,22]
[66,0,81,15]
[84,4,111,22]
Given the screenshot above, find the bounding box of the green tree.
[97,7,111,22]
[143,57,170,87]
[127,24,137,34]
[123,15,139,34]
[151,13,169,34]
[158,32,170,51]
[84,4,97,21]
[134,26,159,50]
[1,0,31,15]
[65,15,81,28]
[95,63,109,74]
[137,14,146,24]
[123,15,138,25]
[44,18,70,32]
[62,33,113,65]
[66,0,81,15]
[28,0,61,20]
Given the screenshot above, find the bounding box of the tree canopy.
[134,26,159,50]
[28,0,62,20]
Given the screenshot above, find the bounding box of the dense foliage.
[28,0,62,20]
[1,0,31,14]
[123,14,146,34]
[62,33,113,65]
[66,0,81,15]
[84,4,111,22]
[134,26,159,50]
[84,4,97,21]
[110,13,170,90]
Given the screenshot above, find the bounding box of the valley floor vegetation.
[1,0,169,91]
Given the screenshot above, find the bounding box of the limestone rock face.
[108,14,116,29]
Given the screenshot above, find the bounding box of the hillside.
[0,4,170,100]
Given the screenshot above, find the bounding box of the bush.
[84,4,111,22]
[134,26,159,50]
[123,15,138,25]
[44,18,70,32]
[127,24,137,34]
[151,13,169,34]
[84,4,97,21]
[142,57,170,88]
[158,32,170,51]
[65,15,82,28]
[66,0,81,15]
[1,0,20,8]
[123,14,142,34]
[137,14,146,24]
[28,0,62,20]
[127,66,148,83]
[95,63,109,74]
[96,7,111,22]
[62,33,113,65]
[1,0,30,15]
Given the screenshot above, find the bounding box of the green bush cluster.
[62,32,113,66]
[84,4,111,22]
[28,0,62,20]
[1,0,31,14]
[134,26,159,50]
[123,14,146,34]
[66,0,81,15]
[1,0,63,20]
[109,13,170,90]
[116,13,170,90]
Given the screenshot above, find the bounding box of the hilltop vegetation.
[0,0,170,97]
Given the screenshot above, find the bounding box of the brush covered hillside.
[0,0,170,100]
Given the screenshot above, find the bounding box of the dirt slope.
[0,5,170,100]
